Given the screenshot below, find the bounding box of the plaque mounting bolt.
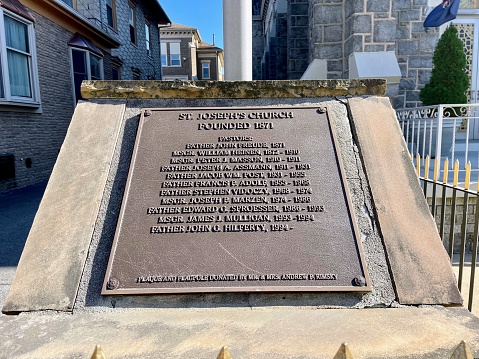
[353,276,366,287]
[106,278,120,290]
[317,108,326,114]
[144,110,152,117]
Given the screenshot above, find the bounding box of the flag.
[424,0,460,28]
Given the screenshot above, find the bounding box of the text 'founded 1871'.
[102,107,371,294]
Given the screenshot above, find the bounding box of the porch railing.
[414,155,478,312]
[397,103,479,185]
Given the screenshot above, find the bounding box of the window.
[106,0,116,29]
[70,48,103,103]
[111,56,122,80]
[112,65,121,80]
[160,42,167,66]
[0,9,40,106]
[202,62,210,79]
[145,22,151,57]
[169,42,181,66]
[128,2,137,44]
[60,0,75,8]
[160,42,181,67]
[0,154,15,180]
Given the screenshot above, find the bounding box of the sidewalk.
[0,182,46,307]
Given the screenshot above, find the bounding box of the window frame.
[145,20,151,57]
[60,0,77,9]
[106,0,117,30]
[128,1,137,45]
[161,41,182,67]
[112,64,121,80]
[169,42,181,67]
[160,42,167,66]
[69,47,104,105]
[202,61,211,79]
[0,8,41,107]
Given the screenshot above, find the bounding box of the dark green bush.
[420,24,469,106]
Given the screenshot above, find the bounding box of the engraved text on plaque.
[102,107,371,294]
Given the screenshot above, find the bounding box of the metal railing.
[414,154,478,312]
[397,103,479,185]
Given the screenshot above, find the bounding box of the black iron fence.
[415,155,478,312]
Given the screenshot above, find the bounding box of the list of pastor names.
[147,135,324,235]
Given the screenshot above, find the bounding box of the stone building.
[253,0,479,109]
[0,0,170,193]
[161,23,224,81]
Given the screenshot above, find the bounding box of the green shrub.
[420,24,469,106]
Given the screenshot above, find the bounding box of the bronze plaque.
[102,106,371,294]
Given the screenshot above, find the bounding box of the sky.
[161,0,224,49]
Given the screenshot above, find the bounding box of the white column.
[223,0,252,81]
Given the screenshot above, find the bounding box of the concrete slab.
[348,97,463,305]
[0,307,478,358]
[2,102,126,313]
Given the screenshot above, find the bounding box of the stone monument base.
[1,81,478,358]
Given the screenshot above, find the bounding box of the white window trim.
[145,21,151,57]
[0,8,41,107]
[128,2,137,45]
[161,40,181,67]
[160,42,167,66]
[69,47,104,105]
[202,61,211,79]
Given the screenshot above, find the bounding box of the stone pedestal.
[1,80,477,358]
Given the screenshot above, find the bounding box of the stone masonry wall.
[393,0,439,109]
[0,12,75,193]
[256,0,438,108]
[428,195,478,254]
[287,0,309,79]
[309,0,344,79]
[344,0,397,75]
[307,0,438,108]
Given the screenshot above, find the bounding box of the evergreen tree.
[420,24,469,105]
